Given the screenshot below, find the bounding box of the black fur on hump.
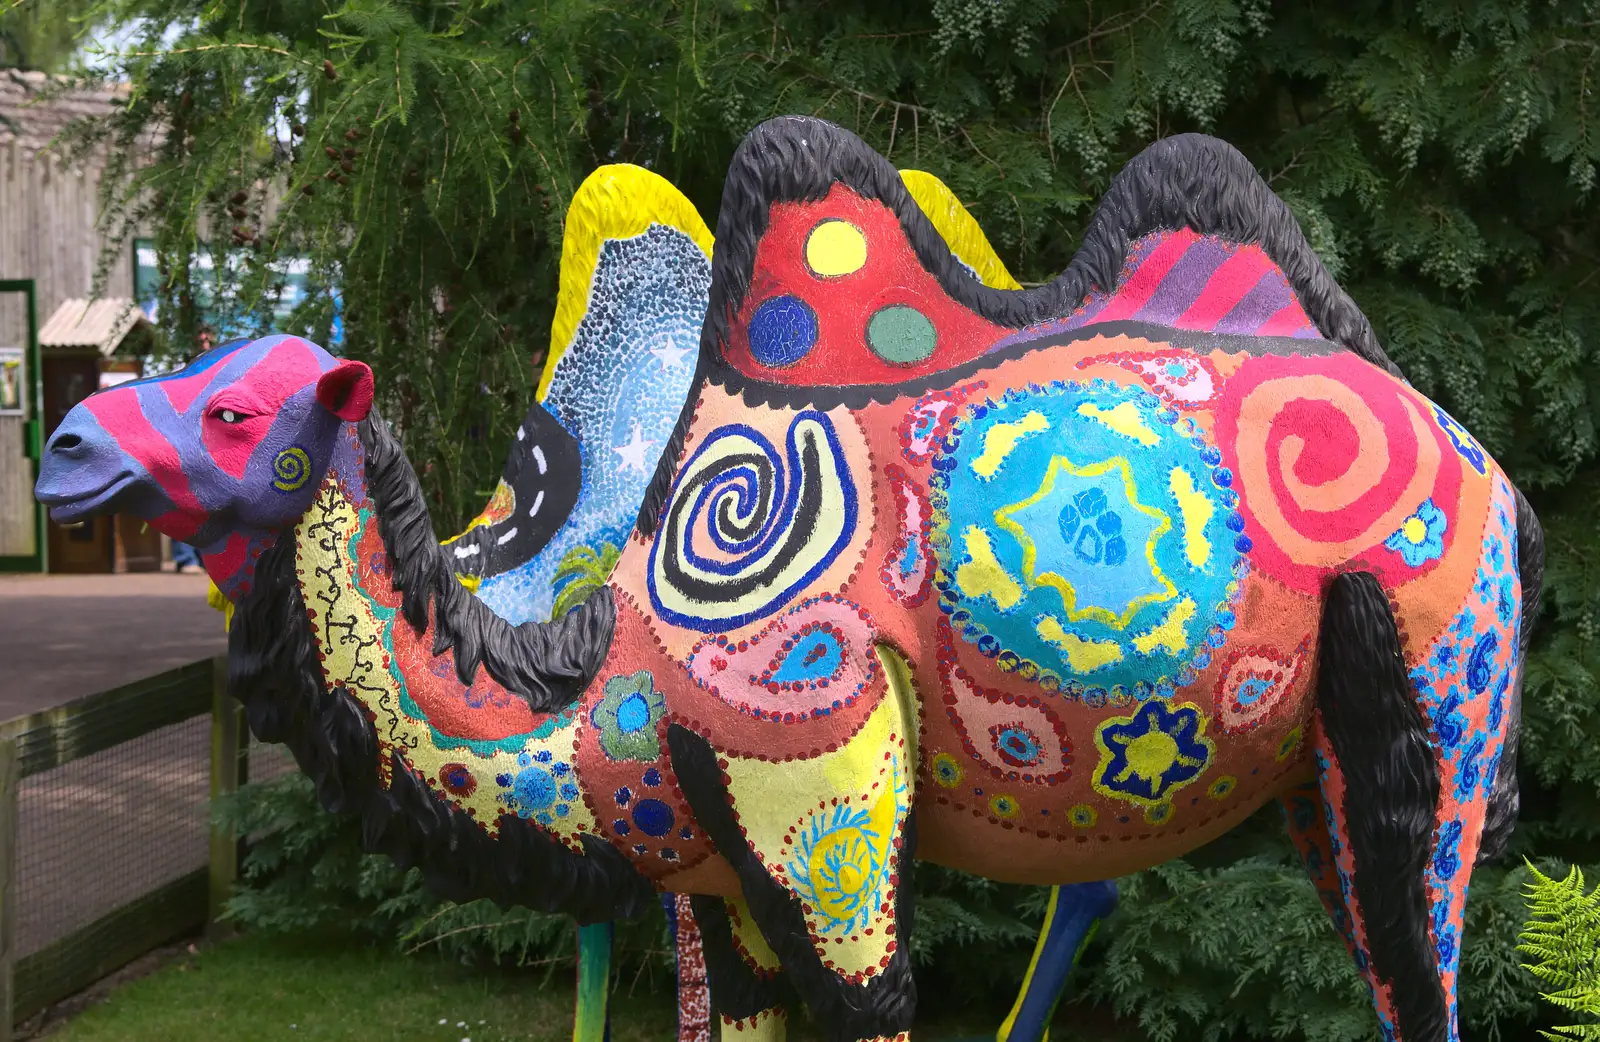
[636,115,1401,534]
[702,117,1400,380]
[359,413,615,713]
[226,417,653,923]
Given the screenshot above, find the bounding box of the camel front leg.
[996,881,1119,1042]
[668,652,919,1042]
[692,894,791,1039]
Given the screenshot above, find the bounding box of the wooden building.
[0,69,156,572]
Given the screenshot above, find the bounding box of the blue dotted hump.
[929,379,1245,703]
[478,225,709,625]
[747,296,819,368]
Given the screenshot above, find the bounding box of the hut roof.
[39,298,151,356]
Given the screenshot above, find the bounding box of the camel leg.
[572,922,613,1042]
[996,882,1119,1042]
[666,894,715,1042]
[692,894,792,1039]
[668,667,919,1042]
[1279,782,1361,956]
[1314,569,1518,1042]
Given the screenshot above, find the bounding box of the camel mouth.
[38,472,138,524]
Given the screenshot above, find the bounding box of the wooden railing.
[0,657,248,1038]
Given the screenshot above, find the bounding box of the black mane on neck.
[226,419,652,921]
[360,412,615,713]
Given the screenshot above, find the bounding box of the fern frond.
[1519,861,1600,1041]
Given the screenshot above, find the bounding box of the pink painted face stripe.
[82,387,205,516]
[1175,250,1271,330]
[200,341,323,480]
[1092,228,1199,324]
[162,367,217,414]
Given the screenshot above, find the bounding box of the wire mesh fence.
[0,656,299,1036]
[15,714,210,960]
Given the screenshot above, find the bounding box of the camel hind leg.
[1311,552,1520,1042]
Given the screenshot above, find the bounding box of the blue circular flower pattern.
[498,749,581,826]
[929,379,1245,702]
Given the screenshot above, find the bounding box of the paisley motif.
[1213,638,1311,733]
[898,384,984,465]
[881,464,933,607]
[939,633,1072,785]
[649,410,859,631]
[1080,351,1220,409]
[687,596,879,721]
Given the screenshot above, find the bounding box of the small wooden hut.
[0,70,158,572]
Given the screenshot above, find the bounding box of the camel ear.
[316,360,374,421]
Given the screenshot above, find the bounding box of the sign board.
[0,346,24,416]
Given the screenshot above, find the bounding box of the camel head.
[34,334,373,593]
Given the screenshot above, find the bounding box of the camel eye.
[211,406,251,424]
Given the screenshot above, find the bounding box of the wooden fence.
[0,656,253,1039]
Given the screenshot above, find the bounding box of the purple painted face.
[34,333,373,592]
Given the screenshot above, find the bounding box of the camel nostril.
[50,432,85,455]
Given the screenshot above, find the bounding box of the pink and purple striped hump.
[34,333,373,597]
[1012,226,1323,342]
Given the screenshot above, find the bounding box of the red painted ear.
[316,360,374,421]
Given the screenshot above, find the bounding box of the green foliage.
[1080,816,1561,1042]
[81,0,1600,1038]
[1519,863,1600,1041]
[0,0,104,71]
[551,542,621,620]
[214,769,673,973]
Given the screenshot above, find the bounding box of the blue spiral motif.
[648,410,858,632]
[272,446,312,492]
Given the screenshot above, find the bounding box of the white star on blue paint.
[612,422,655,475]
[649,338,694,371]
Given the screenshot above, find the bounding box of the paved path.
[0,573,225,717]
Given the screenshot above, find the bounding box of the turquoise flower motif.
[592,670,667,761]
[1384,499,1447,567]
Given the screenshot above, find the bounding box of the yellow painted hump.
[538,164,716,400]
[899,169,1024,291]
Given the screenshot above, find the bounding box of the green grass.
[38,930,1092,1041]
[43,931,678,1042]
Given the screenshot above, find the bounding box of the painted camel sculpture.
[36,119,1541,1042]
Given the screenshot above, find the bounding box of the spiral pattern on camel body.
[1216,356,1462,593]
[648,410,858,632]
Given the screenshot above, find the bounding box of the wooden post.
[0,736,18,1042]
[207,655,244,934]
